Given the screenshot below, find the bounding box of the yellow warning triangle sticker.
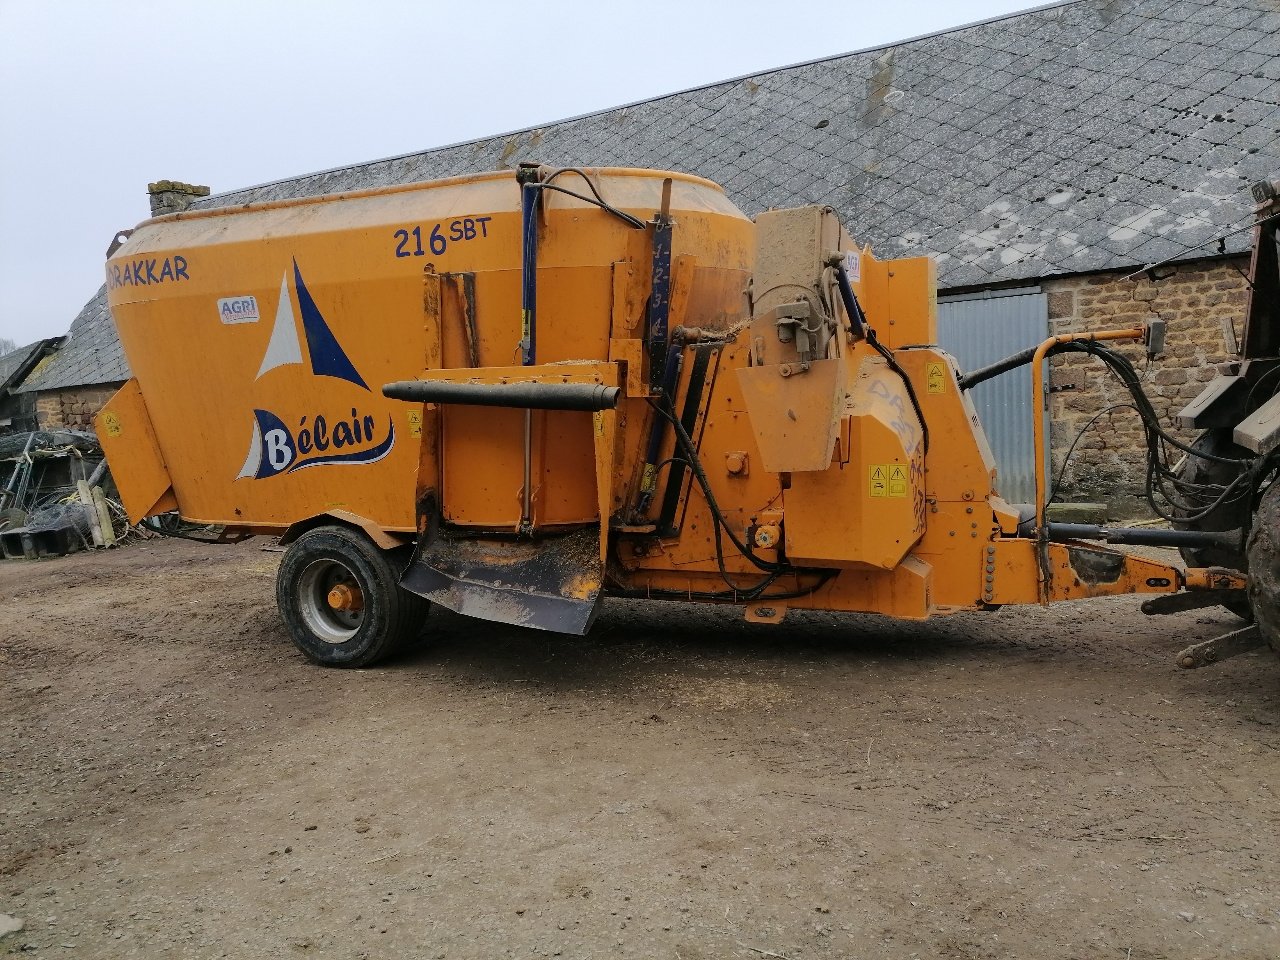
[871,466,886,479]
[890,465,907,480]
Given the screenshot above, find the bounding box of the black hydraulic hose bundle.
[957,346,1040,391]
[1043,340,1259,524]
[830,259,930,453]
[538,168,647,230]
[962,338,1267,525]
[832,259,867,340]
[865,331,930,454]
[644,396,834,600]
[647,398,777,574]
[632,257,922,598]
[520,165,836,599]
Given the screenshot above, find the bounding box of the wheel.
[1172,430,1253,620]
[276,525,429,667]
[1247,483,1280,660]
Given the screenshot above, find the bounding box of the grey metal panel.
[937,293,1048,504]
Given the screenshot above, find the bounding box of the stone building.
[0,337,63,432]
[19,289,129,433]
[38,0,1280,512]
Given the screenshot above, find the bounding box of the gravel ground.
[2,537,1279,959]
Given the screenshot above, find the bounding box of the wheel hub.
[327,583,364,612]
[297,558,365,644]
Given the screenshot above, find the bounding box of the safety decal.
[869,464,909,499]
[869,465,887,498]
[926,362,946,394]
[888,464,908,498]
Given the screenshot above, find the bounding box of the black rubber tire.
[1173,430,1253,620]
[276,525,429,667]
[1246,483,1280,660]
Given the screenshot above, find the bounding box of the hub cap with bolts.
[298,558,364,643]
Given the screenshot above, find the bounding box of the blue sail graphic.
[293,258,368,390]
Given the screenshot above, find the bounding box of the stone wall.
[1041,255,1249,515]
[34,384,124,432]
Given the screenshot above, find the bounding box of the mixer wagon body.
[101,169,748,534]
[97,165,1248,667]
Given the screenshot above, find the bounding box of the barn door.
[937,289,1048,505]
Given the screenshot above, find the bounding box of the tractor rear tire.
[1247,483,1280,660]
[1173,430,1252,620]
[276,525,429,667]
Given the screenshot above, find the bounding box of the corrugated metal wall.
[937,291,1048,504]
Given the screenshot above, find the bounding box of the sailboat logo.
[236,259,394,480]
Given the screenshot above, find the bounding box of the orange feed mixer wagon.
[97,165,1249,667]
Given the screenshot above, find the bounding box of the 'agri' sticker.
[219,296,260,324]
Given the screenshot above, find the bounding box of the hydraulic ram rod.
[382,380,621,411]
[516,167,542,534]
[1046,522,1245,552]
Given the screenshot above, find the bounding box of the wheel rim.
[297,558,364,644]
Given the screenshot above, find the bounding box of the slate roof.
[197,0,1280,287]
[0,340,49,392]
[18,287,127,392]
[46,0,1280,388]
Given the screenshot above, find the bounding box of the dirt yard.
[2,538,1279,959]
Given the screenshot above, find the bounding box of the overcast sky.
[0,0,1038,347]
